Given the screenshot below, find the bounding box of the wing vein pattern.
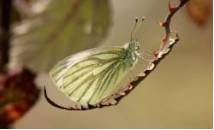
[49,48,131,106]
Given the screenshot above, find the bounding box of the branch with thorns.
[44,0,190,110]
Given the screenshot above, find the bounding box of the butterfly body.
[49,40,140,107]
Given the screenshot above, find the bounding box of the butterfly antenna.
[136,17,145,42]
[130,17,139,41]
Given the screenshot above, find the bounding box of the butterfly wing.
[49,47,132,106]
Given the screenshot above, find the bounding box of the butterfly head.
[123,40,141,66]
[128,40,140,51]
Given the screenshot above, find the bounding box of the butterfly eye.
[133,41,140,51]
[135,44,140,50]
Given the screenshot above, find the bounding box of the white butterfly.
[45,18,144,110]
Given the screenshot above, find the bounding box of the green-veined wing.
[49,46,136,106]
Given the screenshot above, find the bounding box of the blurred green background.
[13,0,212,128]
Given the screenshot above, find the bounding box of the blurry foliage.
[0,0,111,128]
[186,0,212,26]
[0,69,40,128]
[9,0,111,72]
[0,0,12,73]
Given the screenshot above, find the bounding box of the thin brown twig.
[44,0,190,111]
[107,0,191,106]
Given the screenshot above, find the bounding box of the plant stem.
[0,0,12,73]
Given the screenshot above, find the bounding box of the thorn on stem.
[168,0,177,12]
[162,36,168,43]
[159,22,167,27]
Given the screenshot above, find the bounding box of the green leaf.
[9,0,111,72]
